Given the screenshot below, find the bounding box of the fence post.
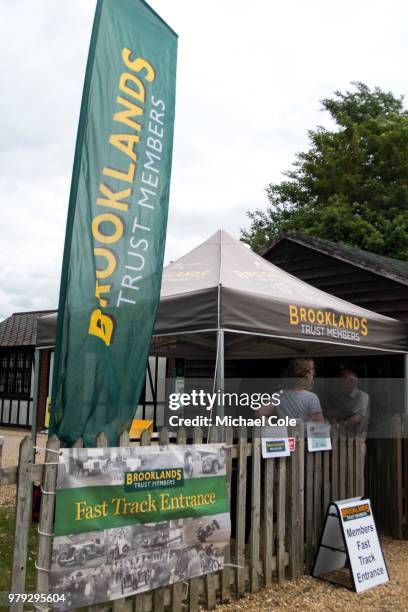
[113,430,132,612]
[276,455,286,582]
[205,426,217,610]
[354,434,363,499]
[35,435,60,603]
[288,421,304,579]
[83,433,109,612]
[339,425,347,499]
[236,428,247,597]
[171,427,184,612]
[188,427,203,612]
[305,446,314,572]
[263,441,274,587]
[249,436,261,592]
[347,432,354,498]
[221,426,233,603]
[134,429,151,612]
[393,415,403,539]
[322,450,330,518]
[10,435,34,611]
[331,424,339,502]
[313,451,322,544]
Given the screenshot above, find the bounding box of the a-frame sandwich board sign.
[312,497,389,593]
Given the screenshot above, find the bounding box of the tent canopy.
[37,230,408,358]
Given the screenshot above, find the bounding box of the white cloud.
[1,0,408,318]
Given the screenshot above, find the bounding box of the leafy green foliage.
[241,83,408,259]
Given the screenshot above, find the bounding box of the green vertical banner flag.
[50,0,178,445]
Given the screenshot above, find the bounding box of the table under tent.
[36,229,408,428]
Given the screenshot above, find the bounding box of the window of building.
[0,349,33,397]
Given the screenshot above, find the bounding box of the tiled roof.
[260,231,408,286]
[0,310,57,347]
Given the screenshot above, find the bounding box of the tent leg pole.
[405,354,408,415]
[31,349,40,445]
[217,329,225,442]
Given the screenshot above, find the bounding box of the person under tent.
[259,358,324,423]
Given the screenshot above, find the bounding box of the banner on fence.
[50,0,178,446]
[312,498,389,593]
[261,425,290,458]
[307,421,332,452]
[50,444,230,609]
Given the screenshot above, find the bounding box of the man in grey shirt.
[277,388,323,422]
[337,368,370,438]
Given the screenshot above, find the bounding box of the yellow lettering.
[88,309,115,346]
[160,493,171,511]
[122,47,155,81]
[102,163,135,184]
[111,498,124,515]
[95,280,111,307]
[114,96,143,131]
[75,501,87,521]
[94,247,116,279]
[119,72,145,103]
[92,213,124,244]
[97,183,131,212]
[109,133,140,162]
[289,304,299,325]
[308,308,316,323]
[361,318,368,336]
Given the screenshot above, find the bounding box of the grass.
[0,505,38,592]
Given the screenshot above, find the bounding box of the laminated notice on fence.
[312,498,389,593]
[49,444,230,609]
[307,421,332,452]
[261,425,290,458]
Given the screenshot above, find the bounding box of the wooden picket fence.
[366,414,408,540]
[0,423,364,612]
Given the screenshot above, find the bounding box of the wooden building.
[257,231,408,381]
[0,309,166,429]
[0,310,55,428]
[260,231,408,321]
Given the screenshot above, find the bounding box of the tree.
[241,82,408,259]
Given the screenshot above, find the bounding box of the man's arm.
[257,403,277,418]
[309,393,324,422]
[346,391,369,431]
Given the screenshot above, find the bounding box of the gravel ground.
[0,427,47,506]
[215,537,408,611]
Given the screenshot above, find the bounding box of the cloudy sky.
[1,0,408,319]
